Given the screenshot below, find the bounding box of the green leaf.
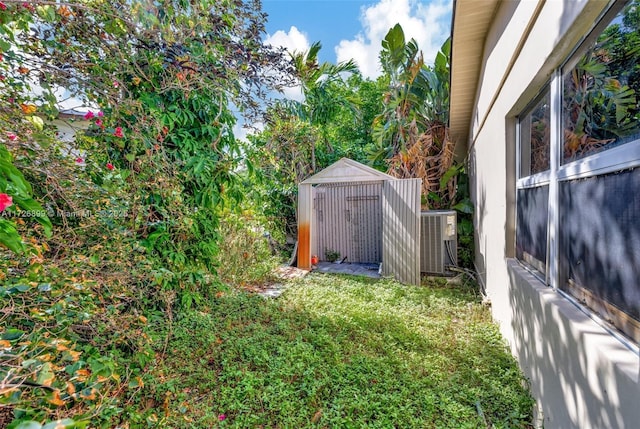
[0,218,25,253]
[10,196,52,237]
[452,200,474,214]
[36,362,55,386]
[427,191,442,203]
[26,115,45,131]
[10,284,30,293]
[1,328,25,340]
[43,420,79,429]
[15,422,43,429]
[439,165,461,191]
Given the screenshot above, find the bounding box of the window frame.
[515,83,553,283]
[515,0,640,344]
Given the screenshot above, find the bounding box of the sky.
[261,0,453,79]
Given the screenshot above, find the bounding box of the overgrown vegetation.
[155,275,535,428]
[1,0,288,425]
[0,0,532,425]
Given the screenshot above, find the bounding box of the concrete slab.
[313,262,381,279]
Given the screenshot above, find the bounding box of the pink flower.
[75,157,84,164]
[95,119,103,127]
[114,127,124,138]
[0,3,6,11]
[106,162,114,170]
[84,111,95,120]
[113,81,119,88]
[97,111,104,117]
[7,132,17,141]
[218,414,226,421]
[0,193,12,212]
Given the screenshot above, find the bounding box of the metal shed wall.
[382,178,422,285]
[312,182,383,263]
[298,159,421,285]
[297,183,313,270]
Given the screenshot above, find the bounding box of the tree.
[282,41,359,172]
[0,0,293,424]
[249,70,388,243]
[371,23,428,162]
[371,24,457,209]
[370,24,473,267]
[1,0,292,273]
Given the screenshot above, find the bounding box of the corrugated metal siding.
[313,182,382,263]
[382,179,422,285]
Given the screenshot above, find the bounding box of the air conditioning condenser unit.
[420,210,457,275]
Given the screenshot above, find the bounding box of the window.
[516,87,551,277]
[516,0,640,343]
[515,185,549,275]
[519,91,551,177]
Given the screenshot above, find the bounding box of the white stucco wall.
[468,0,640,428]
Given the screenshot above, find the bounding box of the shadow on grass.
[149,275,534,428]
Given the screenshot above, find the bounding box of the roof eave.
[449,0,501,160]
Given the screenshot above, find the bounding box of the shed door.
[348,196,381,263]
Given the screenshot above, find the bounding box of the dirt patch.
[274,265,309,280]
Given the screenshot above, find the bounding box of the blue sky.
[261,0,453,79]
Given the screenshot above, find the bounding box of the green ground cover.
[153,274,534,428]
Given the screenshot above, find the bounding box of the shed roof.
[300,158,395,185]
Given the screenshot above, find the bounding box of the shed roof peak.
[300,158,395,184]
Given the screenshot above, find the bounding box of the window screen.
[559,168,640,322]
[516,185,549,274]
[514,0,640,343]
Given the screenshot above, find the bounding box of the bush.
[215,211,282,288]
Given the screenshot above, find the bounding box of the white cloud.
[264,26,309,101]
[233,121,250,142]
[233,120,264,142]
[336,0,452,79]
[264,25,310,56]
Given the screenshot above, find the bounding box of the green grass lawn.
[152,274,534,428]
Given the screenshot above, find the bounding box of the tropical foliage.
[371,24,458,207]
[282,42,359,173]
[249,63,386,239]
[369,24,473,265]
[562,0,640,162]
[0,0,520,424]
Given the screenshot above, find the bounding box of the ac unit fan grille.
[421,215,443,274]
[420,211,457,275]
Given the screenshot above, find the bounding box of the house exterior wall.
[467,1,640,428]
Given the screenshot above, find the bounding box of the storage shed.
[297,158,422,285]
